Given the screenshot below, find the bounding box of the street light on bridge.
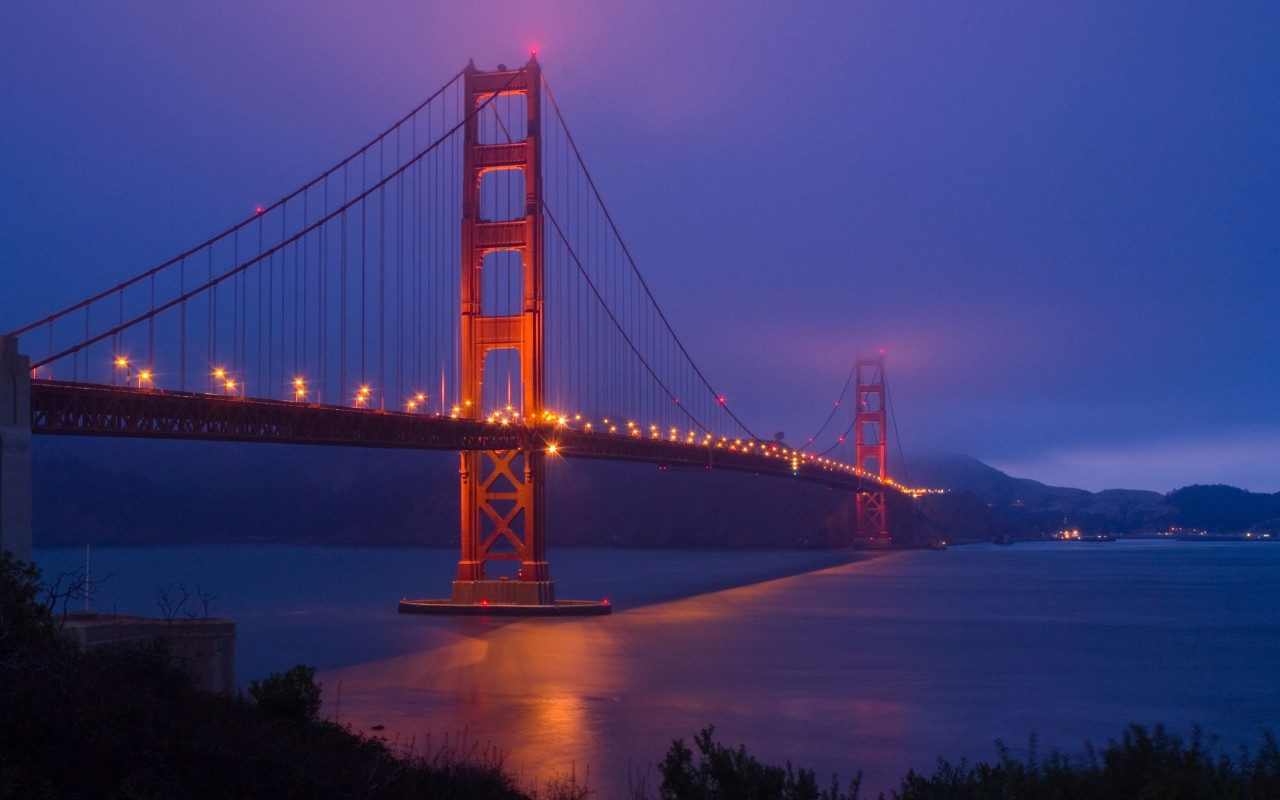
[113,355,130,386]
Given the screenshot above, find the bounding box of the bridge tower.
[452,58,553,606]
[854,355,890,548]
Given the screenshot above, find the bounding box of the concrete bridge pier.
[0,335,32,563]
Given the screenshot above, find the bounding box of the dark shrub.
[0,552,57,655]
[1,559,528,799]
[658,725,862,800]
[249,663,323,721]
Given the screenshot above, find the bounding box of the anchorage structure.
[854,355,890,548]
[453,59,552,605]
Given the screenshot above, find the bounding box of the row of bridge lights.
[115,357,243,395]
[113,356,154,389]
[112,355,420,408]
[352,385,427,410]
[457,405,941,496]
[105,356,940,495]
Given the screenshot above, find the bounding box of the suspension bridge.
[0,57,933,614]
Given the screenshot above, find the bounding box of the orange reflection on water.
[321,557,912,794]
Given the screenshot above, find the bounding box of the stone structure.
[62,613,237,694]
[0,335,31,562]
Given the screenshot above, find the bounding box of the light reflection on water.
[320,542,1280,795]
[35,541,1280,795]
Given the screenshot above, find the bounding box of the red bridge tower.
[854,355,891,548]
[453,58,552,605]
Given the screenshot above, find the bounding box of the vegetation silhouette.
[250,663,323,722]
[644,725,1280,800]
[654,726,863,799]
[0,553,532,799]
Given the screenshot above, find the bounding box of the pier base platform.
[399,578,611,616]
[398,598,611,616]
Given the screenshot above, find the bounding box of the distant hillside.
[907,454,1098,508]
[907,454,1279,536]
[28,439,1279,550]
[1160,484,1280,532]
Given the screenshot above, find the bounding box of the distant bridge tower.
[854,355,890,548]
[454,58,552,605]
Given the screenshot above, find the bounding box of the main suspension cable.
[541,75,758,441]
[798,362,856,452]
[32,68,521,368]
[10,67,467,338]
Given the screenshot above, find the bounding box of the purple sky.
[1,2,1276,492]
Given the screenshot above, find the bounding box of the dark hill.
[906,454,1276,536]
[906,454,1095,508]
[1161,484,1280,532]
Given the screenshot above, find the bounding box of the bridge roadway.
[30,379,885,493]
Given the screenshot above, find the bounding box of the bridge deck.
[30,380,883,493]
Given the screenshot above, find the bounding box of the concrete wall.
[0,335,32,562]
[62,613,237,694]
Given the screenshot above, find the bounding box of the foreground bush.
[893,726,1280,800]
[656,726,862,800]
[250,663,324,721]
[649,725,1280,800]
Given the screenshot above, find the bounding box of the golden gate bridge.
[0,57,934,614]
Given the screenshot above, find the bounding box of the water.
[35,541,1280,795]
